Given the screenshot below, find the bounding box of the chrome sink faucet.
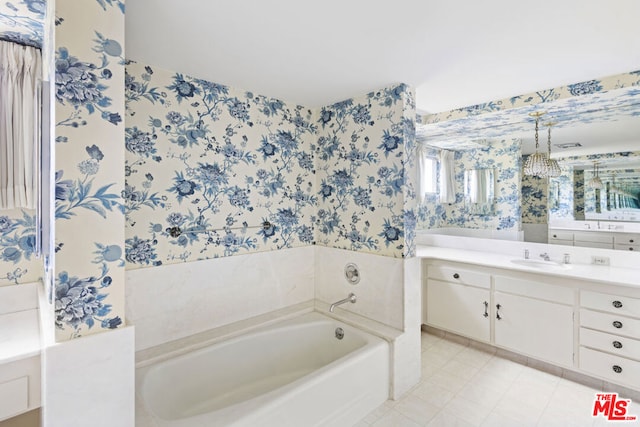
[329,293,357,312]
[539,253,551,261]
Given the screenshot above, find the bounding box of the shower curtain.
[439,149,455,204]
[0,40,42,209]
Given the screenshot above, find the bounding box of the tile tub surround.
[126,246,315,351]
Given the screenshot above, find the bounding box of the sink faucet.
[539,253,551,261]
[329,293,357,312]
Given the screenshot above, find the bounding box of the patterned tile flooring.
[357,331,640,427]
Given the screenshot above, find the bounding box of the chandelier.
[523,112,549,177]
[588,161,603,189]
[545,122,562,177]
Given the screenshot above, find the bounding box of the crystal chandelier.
[545,122,562,178]
[523,112,549,177]
[588,161,603,189]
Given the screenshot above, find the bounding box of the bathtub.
[137,311,389,427]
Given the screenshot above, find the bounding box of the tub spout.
[329,293,357,313]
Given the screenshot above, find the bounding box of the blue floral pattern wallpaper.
[0,0,45,48]
[521,160,548,225]
[124,61,318,266]
[417,139,521,232]
[315,85,416,258]
[53,0,125,340]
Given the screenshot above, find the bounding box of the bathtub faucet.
[329,293,357,312]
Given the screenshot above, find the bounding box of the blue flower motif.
[169,174,199,201]
[352,187,371,207]
[379,130,401,156]
[24,0,46,15]
[78,159,99,175]
[1,247,21,263]
[297,225,314,244]
[166,111,185,126]
[259,138,277,158]
[166,213,186,227]
[125,236,159,265]
[54,170,73,201]
[320,182,333,200]
[276,208,298,229]
[227,98,249,121]
[318,108,334,127]
[55,48,111,111]
[198,163,227,187]
[0,216,13,234]
[568,80,602,96]
[227,186,250,208]
[86,144,104,160]
[274,130,298,152]
[332,169,353,189]
[125,127,157,157]
[352,104,371,125]
[379,221,403,245]
[168,74,199,102]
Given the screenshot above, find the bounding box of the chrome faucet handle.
[523,249,530,259]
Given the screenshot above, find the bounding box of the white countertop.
[417,245,640,289]
[549,226,637,234]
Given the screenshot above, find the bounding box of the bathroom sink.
[510,259,571,270]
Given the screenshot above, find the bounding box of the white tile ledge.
[417,245,640,289]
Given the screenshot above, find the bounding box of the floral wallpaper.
[53,0,125,340]
[417,70,640,150]
[0,0,45,48]
[315,85,416,258]
[417,139,521,232]
[124,61,317,267]
[521,158,548,225]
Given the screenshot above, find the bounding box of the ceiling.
[126,0,640,114]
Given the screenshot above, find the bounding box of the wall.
[417,139,521,232]
[124,61,317,267]
[0,0,45,287]
[53,0,126,340]
[315,85,417,258]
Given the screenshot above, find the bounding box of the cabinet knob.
[453,273,460,279]
[630,239,634,243]
[613,320,623,329]
[613,341,623,349]
[629,247,635,251]
[553,234,557,238]
[612,365,623,374]
[612,300,623,309]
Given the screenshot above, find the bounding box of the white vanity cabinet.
[493,276,574,367]
[548,228,640,251]
[579,290,640,389]
[424,264,491,343]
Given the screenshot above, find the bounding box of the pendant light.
[545,122,562,178]
[588,161,603,189]
[523,112,548,177]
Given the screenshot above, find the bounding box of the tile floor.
[357,330,640,427]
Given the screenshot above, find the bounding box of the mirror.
[416,69,640,252]
[464,169,494,214]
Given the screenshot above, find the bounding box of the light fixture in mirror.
[523,112,548,177]
[588,161,603,189]
[544,122,562,178]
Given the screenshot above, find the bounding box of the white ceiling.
[125,0,640,114]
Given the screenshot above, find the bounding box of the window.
[419,154,437,199]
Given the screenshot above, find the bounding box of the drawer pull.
[613,321,623,329]
[496,304,502,320]
[483,301,489,318]
[613,341,623,349]
[612,300,623,309]
[630,239,635,243]
[612,365,623,374]
[453,273,460,279]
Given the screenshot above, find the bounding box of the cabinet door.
[494,292,573,367]
[426,279,490,343]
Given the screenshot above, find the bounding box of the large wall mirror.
[416,70,640,253]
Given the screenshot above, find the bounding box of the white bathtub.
[137,311,389,427]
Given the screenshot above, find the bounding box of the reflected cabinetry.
[549,229,640,251]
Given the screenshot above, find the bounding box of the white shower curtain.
[439,149,456,203]
[0,40,42,209]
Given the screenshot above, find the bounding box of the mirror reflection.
[464,169,494,215]
[416,69,640,252]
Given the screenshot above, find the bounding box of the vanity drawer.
[574,241,613,249]
[580,328,640,361]
[614,243,640,251]
[581,290,640,318]
[427,264,490,289]
[549,231,573,241]
[580,347,640,388]
[0,376,28,421]
[573,232,614,244]
[614,233,640,245]
[494,275,574,305]
[580,309,640,340]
